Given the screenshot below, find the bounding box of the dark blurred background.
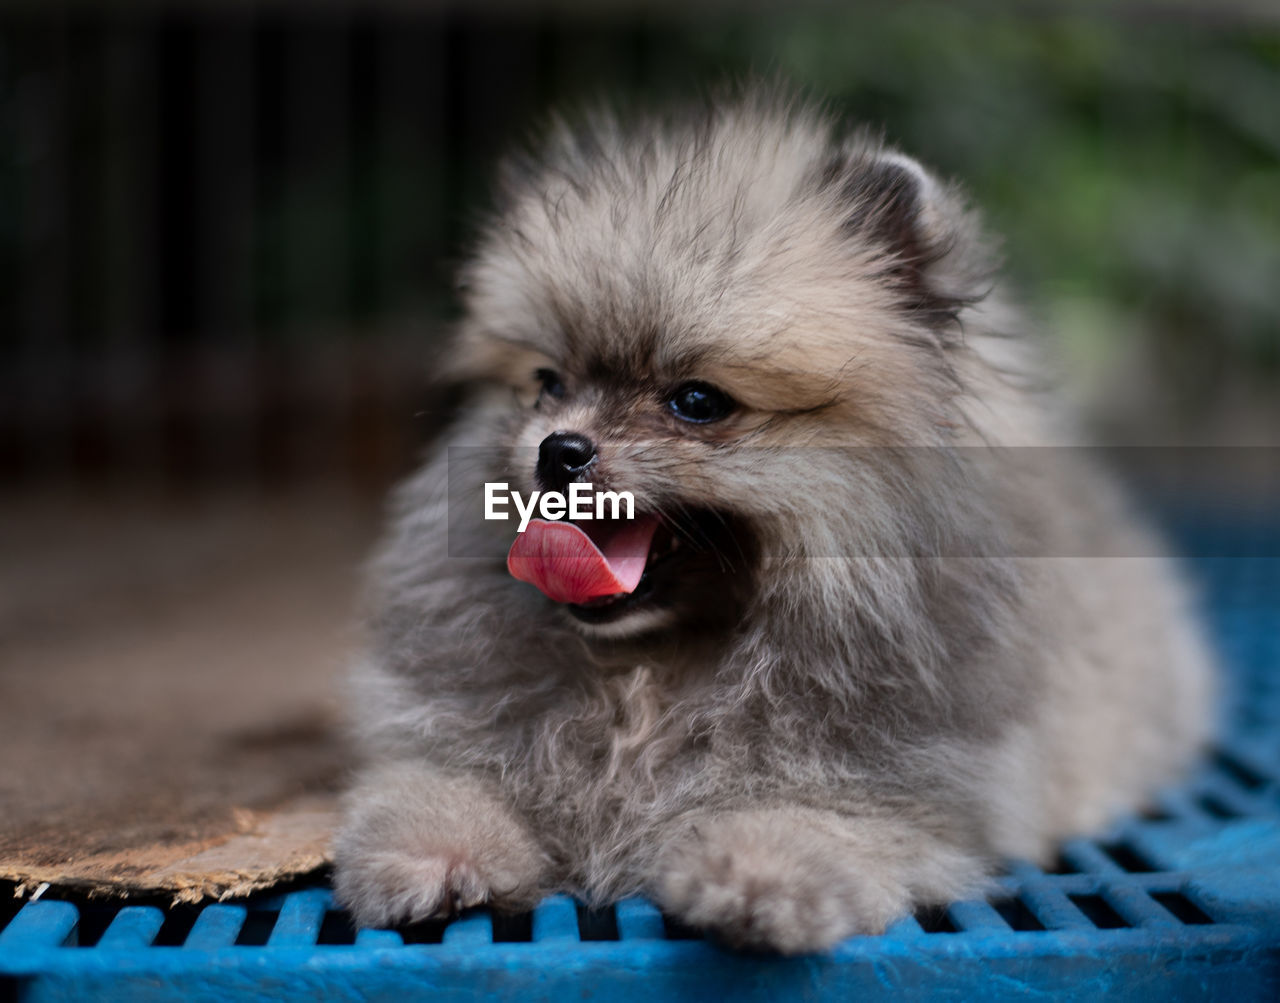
[1,1,1278,497]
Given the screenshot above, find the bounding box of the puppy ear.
[817,146,994,329]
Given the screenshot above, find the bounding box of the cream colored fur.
[333,87,1214,953]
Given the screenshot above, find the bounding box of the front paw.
[655,810,927,954]
[334,846,502,928]
[333,761,550,929]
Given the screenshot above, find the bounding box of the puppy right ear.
[816,145,996,331]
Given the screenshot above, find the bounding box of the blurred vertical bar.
[353,13,449,488]
[0,17,17,477]
[100,12,160,484]
[541,13,637,104]
[347,14,379,328]
[634,11,701,102]
[252,16,290,486]
[346,11,381,491]
[377,13,447,315]
[283,12,350,484]
[66,14,106,481]
[454,18,540,242]
[156,14,201,485]
[14,11,71,479]
[194,11,256,482]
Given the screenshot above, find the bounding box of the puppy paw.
[657,830,900,953]
[655,808,977,954]
[335,846,506,928]
[333,761,550,929]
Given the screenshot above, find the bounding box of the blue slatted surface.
[2,526,1278,1001]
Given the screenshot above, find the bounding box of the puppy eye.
[667,381,735,424]
[534,368,566,401]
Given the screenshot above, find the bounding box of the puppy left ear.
[817,146,995,329]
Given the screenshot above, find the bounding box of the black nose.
[537,432,596,490]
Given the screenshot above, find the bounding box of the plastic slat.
[267,890,331,947]
[1146,788,1205,826]
[1104,886,1181,929]
[441,913,493,947]
[1218,741,1280,789]
[882,914,926,939]
[947,900,1010,933]
[1198,782,1264,818]
[1167,791,1223,831]
[1058,839,1124,876]
[0,902,80,948]
[355,928,405,947]
[97,906,166,948]
[530,896,579,942]
[1005,861,1051,884]
[183,905,248,949]
[615,898,665,940]
[1015,885,1095,930]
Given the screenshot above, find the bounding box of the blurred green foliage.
[677,5,1279,417]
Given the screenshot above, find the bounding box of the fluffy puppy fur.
[333,88,1214,953]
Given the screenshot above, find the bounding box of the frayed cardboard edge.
[3,798,338,905]
[6,859,331,905]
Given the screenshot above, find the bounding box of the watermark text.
[485,482,635,532]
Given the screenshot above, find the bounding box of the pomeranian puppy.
[333,87,1213,953]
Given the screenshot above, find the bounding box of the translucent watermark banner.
[444,445,1280,559]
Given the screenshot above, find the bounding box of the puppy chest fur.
[333,87,1214,953]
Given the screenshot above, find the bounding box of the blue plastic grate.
[2,534,1278,1000]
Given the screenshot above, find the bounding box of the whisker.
[655,499,711,552]
[705,508,751,570]
[658,499,716,551]
[652,496,742,575]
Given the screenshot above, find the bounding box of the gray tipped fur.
[333,87,1214,953]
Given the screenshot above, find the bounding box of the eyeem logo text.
[485,482,635,533]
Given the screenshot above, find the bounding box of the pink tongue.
[507,517,659,605]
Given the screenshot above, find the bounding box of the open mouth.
[563,519,689,624]
[506,512,702,625]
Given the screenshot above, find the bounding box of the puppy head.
[452,90,996,639]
